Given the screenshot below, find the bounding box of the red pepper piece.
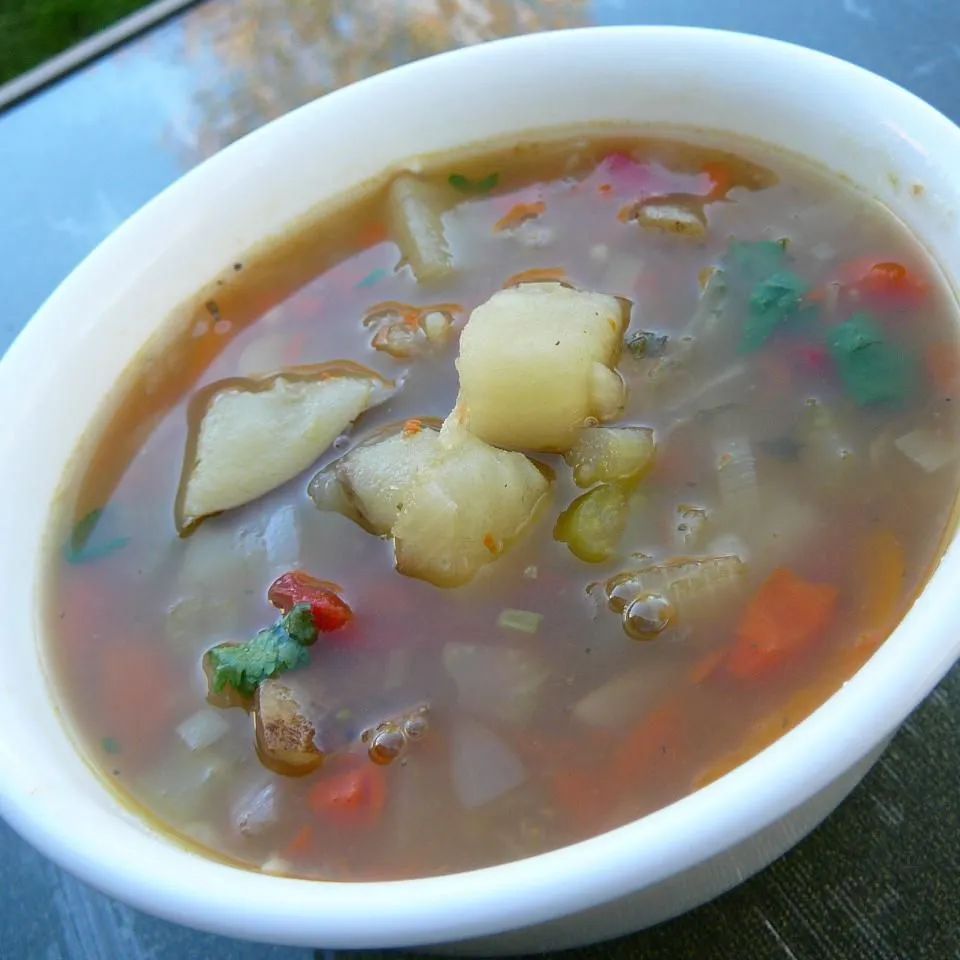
[268,570,352,632]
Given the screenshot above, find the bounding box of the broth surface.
[46,130,960,879]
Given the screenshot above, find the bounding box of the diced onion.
[176,708,230,752]
[894,428,956,473]
[450,719,526,809]
[497,608,543,634]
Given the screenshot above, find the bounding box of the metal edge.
[0,0,205,112]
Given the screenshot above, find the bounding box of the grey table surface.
[1,1,959,958]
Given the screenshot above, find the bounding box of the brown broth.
[45,130,960,879]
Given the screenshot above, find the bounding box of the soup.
[46,130,960,880]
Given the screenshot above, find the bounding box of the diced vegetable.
[725,239,787,282]
[798,399,859,492]
[65,507,129,565]
[177,364,391,531]
[392,421,550,586]
[450,719,526,809]
[564,426,656,488]
[726,568,838,680]
[254,679,323,775]
[267,570,352,633]
[308,760,386,827]
[494,201,545,232]
[605,555,746,622]
[825,258,928,310]
[313,423,442,535]
[859,530,905,632]
[572,663,679,729]
[387,174,453,281]
[894,428,956,473]
[442,642,548,726]
[741,270,812,353]
[714,434,760,518]
[449,171,499,194]
[176,708,230,752]
[632,199,707,240]
[232,780,279,836]
[454,282,628,451]
[365,302,459,358]
[362,704,429,765]
[554,484,630,563]
[625,330,669,360]
[497,608,543,634]
[205,604,317,699]
[828,312,913,407]
[613,700,684,786]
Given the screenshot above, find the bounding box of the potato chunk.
[454,282,628,451]
[254,679,322,776]
[335,422,442,534]
[178,363,390,531]
[392,420,550,586]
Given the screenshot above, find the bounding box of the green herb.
[101,736,121,755]
[205,603,318,697]
[757,436,804,461]
[497,608,543,634]
[356,267,388,289]
[741,270,813,352]
[626,330,669,359]
[448,171,499,194]
[725,239,788,282]
[828,312,913,407]
[65,508,130,565]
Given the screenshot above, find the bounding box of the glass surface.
[1,1,958,957]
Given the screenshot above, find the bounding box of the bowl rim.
[2,24,960,949]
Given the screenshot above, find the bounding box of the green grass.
[0,0,153,85]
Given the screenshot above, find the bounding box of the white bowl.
[1,26,959,954]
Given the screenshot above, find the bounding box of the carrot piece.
[308,760,386,828]
[283,824,315,859]
[726,568,839,680]
[926,342,960,395]
[702,160,733,201]
[402,418,423,437]
[494,201,545,232]
[823,257,928,310]
[99,643,178,754]
[696,629,884,789]
[859,530,905,633]
[689,648,725,685]
[612,700,684,786]
[503,266,569,287]
[552,768,608,830]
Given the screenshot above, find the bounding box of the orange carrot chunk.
[494,201,545,232]
[726,568,838,680]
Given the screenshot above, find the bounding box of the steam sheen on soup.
[46,131,960,879]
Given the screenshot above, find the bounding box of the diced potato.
[454,283,628,451]
[309,420,443,534]
[254,679,323,776]
[565,426,656,487]
[392,420,550,586]
[387,174,453,282]
[177,363,391,531]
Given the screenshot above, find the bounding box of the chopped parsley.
[828,312,913,407]
[448,172,499,194]
[206,604,318,698]
[64,508,129,565]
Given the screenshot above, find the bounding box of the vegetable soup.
[46,131,960,879]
